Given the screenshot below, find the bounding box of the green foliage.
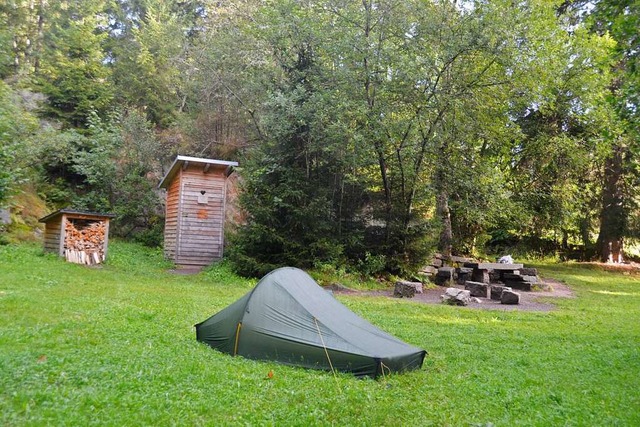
[0,1,47,78]
[227,2,367,276]
[355,252,388,277]
[36,1,114,127]
[30,111,164,245]
[1,242,639,425]
[0,82,38,206]
[109,2,197,127]
[1,0,638,270]
[0,145,12,207]
[0,8,13,78]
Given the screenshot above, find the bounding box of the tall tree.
[36,1,114,127]
[227,0,366,276]
[108,1,201,127]
[0,0,47,78]
[0,82,38,206]
[589,0,640,262]
[508,23,615,253]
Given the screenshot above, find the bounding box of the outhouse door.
[176,179,225,265]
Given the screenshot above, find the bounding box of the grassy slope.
[0,243,638,426]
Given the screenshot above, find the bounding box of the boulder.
[519,267,538,276]
[434,267,455,286]
[489,270,502,283]
[505,280,532,291]
[521,275,538,283]
[455,267,473,285]
[501,289,520,305]
[471,268,490,284]
[0,209,10,225]
[394,281,423,298]
[441,288,471,306]
[420,265,437,275]
[490,285,511,301]
[464,281,489,298]
[437,267,455,277]
[431,258,443,268]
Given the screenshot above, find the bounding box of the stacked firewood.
[64,220,106,265]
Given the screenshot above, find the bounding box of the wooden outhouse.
[159,155,238,266]
[39,209,115,265]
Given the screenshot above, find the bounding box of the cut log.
[63,219,107,265]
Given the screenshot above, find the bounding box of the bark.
[595,142,625,263]
[436,190,452,259]
[579,216,591,249]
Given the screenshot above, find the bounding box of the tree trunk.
[595,142,625,263]
[437,190,452,258]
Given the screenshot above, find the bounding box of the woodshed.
[39,209,115,265]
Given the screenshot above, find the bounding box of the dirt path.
[329,277,574,312]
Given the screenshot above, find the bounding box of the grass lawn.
[1,242,639,426]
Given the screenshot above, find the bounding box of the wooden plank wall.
[175,165,226,266]
[43,216,62,254]
[163,173,182,260]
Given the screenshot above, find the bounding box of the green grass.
[1,242,639,426]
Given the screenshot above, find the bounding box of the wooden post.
[103,219,110,261]
[58,214,67,257]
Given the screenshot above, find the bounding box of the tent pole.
[233,322,242,356]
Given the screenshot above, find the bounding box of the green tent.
[196,267,426,378]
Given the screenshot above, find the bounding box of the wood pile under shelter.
[159,155,238,266]
[39,209,115,265]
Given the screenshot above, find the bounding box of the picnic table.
[463,262,524,284]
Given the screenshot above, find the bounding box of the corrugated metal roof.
[158,155,238,189]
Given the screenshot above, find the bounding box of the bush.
[132,217,165,247]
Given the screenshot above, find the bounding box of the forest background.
[0,0,638,277]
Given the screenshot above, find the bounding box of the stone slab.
[464,262,524,270]
[471,268,490,284]
[465,281,489,298]
[455,267,472,285]
[436,267,455,277]
[420,265,437,274]
[505,280,532,291]
[451,256,475,264]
